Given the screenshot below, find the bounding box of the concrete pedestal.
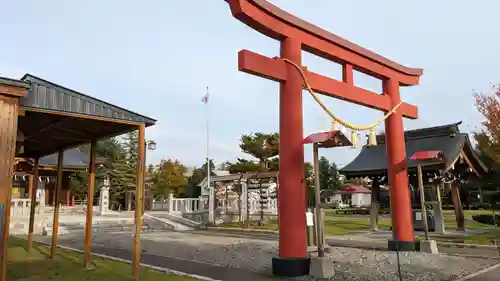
[309,256,335,279]
[420,240,439,254]
[98,186,110,215]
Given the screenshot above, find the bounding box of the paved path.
[32,235,284,281]
[198,228,500,259]
[458,263,500,281]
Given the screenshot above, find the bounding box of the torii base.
[272,256,311,277]
[388,240,416,252]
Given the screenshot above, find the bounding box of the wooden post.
[83,141,97,268]
[417,165,429,240]
[450,182,465,230]
[27,175,33,200]
[50,150,64,259]
[133,124,145,280]
[27,158,40,251]
[313,143,324,257]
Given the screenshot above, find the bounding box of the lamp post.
[142,140,156,215]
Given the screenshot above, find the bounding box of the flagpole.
[205,86,214,224]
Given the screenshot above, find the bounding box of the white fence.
[10,199,40,218]
[10,198,101,219]
[151,194,278,215]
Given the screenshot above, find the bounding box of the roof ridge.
[21,73,157,123]
[376,122,462,144]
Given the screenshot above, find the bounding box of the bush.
[472,214,500,226]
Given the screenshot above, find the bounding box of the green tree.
[317,156,342,190]
[226,158,260,174]
[150,159,188,198]
[201,158,217,176]
[239,132,279,171]
[182,159,217,198]
[304,162,315,207]
[70,138,127,207]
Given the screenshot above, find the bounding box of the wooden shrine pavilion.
[340,122,488,231]
[13,148,102,205]
[0,73,156,278]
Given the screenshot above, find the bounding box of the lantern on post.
[303,130,351,260]
[409,150,444,254]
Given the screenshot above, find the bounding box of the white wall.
[325,194,341,204]
[326,193,371,207]
[352,193,371,207]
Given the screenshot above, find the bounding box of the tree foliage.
[227,158,260,174]
[473,85,500,165]
[239,132,279,170]
[318,156,342,190]
[149,159,188,198]
[474,85,500,192]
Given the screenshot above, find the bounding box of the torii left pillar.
[0,78,29,281]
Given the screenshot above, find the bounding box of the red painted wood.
[278,37,307,258]
[410,150,443,161]
[225,0,423,257]
[238,50,419,119]
[383,79,414,243]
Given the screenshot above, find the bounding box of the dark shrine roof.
[340,122,488,177]
[4,73,158,157]
[39,148,94,168]
[20,74,156,125]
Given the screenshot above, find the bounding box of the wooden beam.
[459,149,480,177]
[0,84,28,98]
[27,158,39,251]
[238,50,419,119]
[83,141,97,268]
[133,124,146,281]
[22,107,145,126]
[50,150,64,259]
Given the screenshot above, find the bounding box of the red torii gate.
[225,0,423,276]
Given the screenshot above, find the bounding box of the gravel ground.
[56,232,498,281]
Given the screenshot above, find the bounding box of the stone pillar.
[241,181,248,223]
[208,181,215,224]
[98,186,110,215]
[37,181,46,208]
[168,193,174,213]
[127,192,132,211]
[199,196,205,211]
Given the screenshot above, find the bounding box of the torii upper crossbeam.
[225,0,423,276]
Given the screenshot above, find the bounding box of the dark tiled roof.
[20,74,156,126]
[340,122,488,177]
[39,148,92,168]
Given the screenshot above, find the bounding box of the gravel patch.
[57,232,498,281]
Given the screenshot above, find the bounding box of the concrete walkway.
[32,236,284,281]
[457,263,500,281]
[197,228,500,259]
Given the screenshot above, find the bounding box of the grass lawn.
[219,210,496,238]
[219,217,392,236]
[7,237,199,281]
[463,228,500,244]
